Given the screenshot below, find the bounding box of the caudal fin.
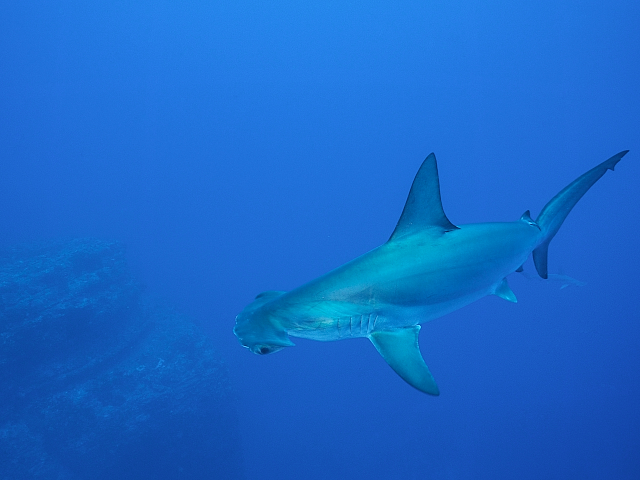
[533,150,628,278]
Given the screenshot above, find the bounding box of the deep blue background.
[1,1,639,478]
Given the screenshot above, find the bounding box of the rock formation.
[0,239,243,479]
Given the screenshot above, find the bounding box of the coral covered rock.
[0,239,243,479]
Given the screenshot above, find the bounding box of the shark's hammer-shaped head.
[234,291,294,355]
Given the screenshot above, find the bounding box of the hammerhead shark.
[234,151,628,394]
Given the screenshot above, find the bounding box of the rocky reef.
[0,239,243,479]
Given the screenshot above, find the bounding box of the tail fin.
[533,150,628,279]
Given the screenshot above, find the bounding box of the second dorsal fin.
[389,153,458,242]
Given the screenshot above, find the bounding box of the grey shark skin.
[234,151,629,395]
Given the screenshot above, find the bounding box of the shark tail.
[532,150,628,279]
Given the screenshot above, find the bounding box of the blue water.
[1,1,639,479]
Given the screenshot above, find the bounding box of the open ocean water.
[1,1,638,479]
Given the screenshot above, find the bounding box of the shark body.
[234,151,628,394]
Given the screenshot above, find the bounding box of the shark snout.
[233,310,295,356]
[250,344,285,355]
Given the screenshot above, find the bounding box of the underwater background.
[1,1,639,479]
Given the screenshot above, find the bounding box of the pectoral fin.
[369,326,439,395]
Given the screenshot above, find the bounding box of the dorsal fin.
[519,210,540,229]
[389,153,458,242]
